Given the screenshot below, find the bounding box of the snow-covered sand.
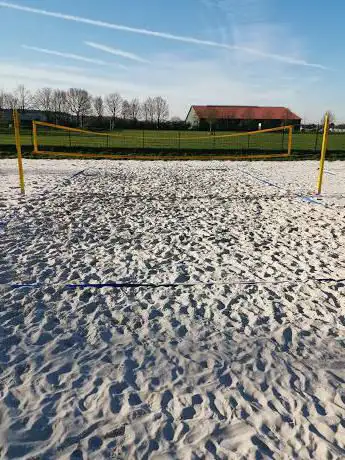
[0,159,345,459]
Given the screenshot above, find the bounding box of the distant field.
[1,128,345,154]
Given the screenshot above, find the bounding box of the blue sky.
[0,0,342,121]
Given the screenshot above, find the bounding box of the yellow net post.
[288,126,293,156]
[316,113,330,195]
[13,110,25,195]
[32,121,38,153]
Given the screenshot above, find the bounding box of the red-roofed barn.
[186,105,301,131]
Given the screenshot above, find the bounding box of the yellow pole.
[13,110,25,195]
[32,121,38,153]
[316,113,330,195]
[288,126,293,156]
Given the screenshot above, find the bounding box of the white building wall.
[185,107,200,127]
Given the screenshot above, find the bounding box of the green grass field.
[1,127,345,155]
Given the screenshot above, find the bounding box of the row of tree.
[0,85,173,128]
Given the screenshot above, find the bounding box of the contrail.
[85,41,149,63]
[1,1,328,69]
[22,45,108,65]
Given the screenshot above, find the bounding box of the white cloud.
[0,1,328,69]
[0,54,337,122]
[85,42,149,63]
[0,61,156,101]
[0,59,270,116]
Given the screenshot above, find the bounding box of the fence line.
[1,124,345,156]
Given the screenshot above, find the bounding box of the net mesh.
[33,121,293,159]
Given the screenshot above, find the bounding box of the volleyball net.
[32,121,293,160]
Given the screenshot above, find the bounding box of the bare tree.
[34,87,53,113]
[154,96,169,126]
[204,107,218,133]
[142,97,155,122]
[93,96,104,119]
[140,96,169,125]
[51,89,67,123]
[3,92,18,110]
[52,90,67,113]
[141,100,149,121]
[105,93,122,127]
[15,85,32,111]
[122,99,131,120]
[0,91,4,110]
[0,85,175,130]
[128,98,141,121]
[66,88,92,126]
